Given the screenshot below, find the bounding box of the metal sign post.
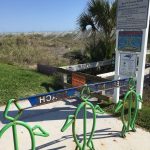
[114,0,150,109]
[137,28,150,109]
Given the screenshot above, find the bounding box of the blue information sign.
[118,31,143,52]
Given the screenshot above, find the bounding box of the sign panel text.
[117,0,149,29]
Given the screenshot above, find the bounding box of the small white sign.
[119,53,137,77]
[117,0,149,29]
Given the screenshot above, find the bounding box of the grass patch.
[136,88,150,131]
[136,102,150,131]
[99,92,150,132]
[0,63,57,105]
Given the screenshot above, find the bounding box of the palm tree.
[77,0,117,61]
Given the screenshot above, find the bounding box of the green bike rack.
[115,78,142,138]
[61,85,104,150]
[0,99,49,150]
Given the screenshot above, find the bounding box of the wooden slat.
[37,64,57,75]
[60,59,112,71]
[37,64,111,83]
[72,73,86,86]
[57,67,110,82]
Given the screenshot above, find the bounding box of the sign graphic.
[117,0,149,29]
[118,31,143,52]
[119,53,137,77]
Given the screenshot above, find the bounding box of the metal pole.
[83,104,87,150]
[12,124,19,150]
[136,0,150,109]
[114,30,120,103]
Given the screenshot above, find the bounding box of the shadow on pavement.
[0,99,113,124]
[36,128,120,150]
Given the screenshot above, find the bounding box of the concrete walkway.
[0,99,150,150]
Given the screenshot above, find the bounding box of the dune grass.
[0,33,84,67]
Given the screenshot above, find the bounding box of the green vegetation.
[77,0,150,62]
[100,88,150,132]
[0,63,56,105]
[136,89,150,131]
[147,54,150,63]
[77,0,117,61]
[0,33,84,67]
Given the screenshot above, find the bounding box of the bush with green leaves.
[77,0,117,61]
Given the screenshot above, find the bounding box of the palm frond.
[77,0,117,60]
[77,12,97,32]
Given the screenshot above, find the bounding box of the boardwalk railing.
[60,59,112,71]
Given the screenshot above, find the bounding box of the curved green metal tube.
[32,125,49,137]
[73,102,85,150]
[115,100,123,113]
[115,78,142,138]
[80,86,91,101]
[0,121,36,150]
[61,115,75,132]
[0,122,15,138]
[61,85,104,150]
[87,102,96,150]
[121,90,139,132]
[0,99,49,150]
[4,99,23,122]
